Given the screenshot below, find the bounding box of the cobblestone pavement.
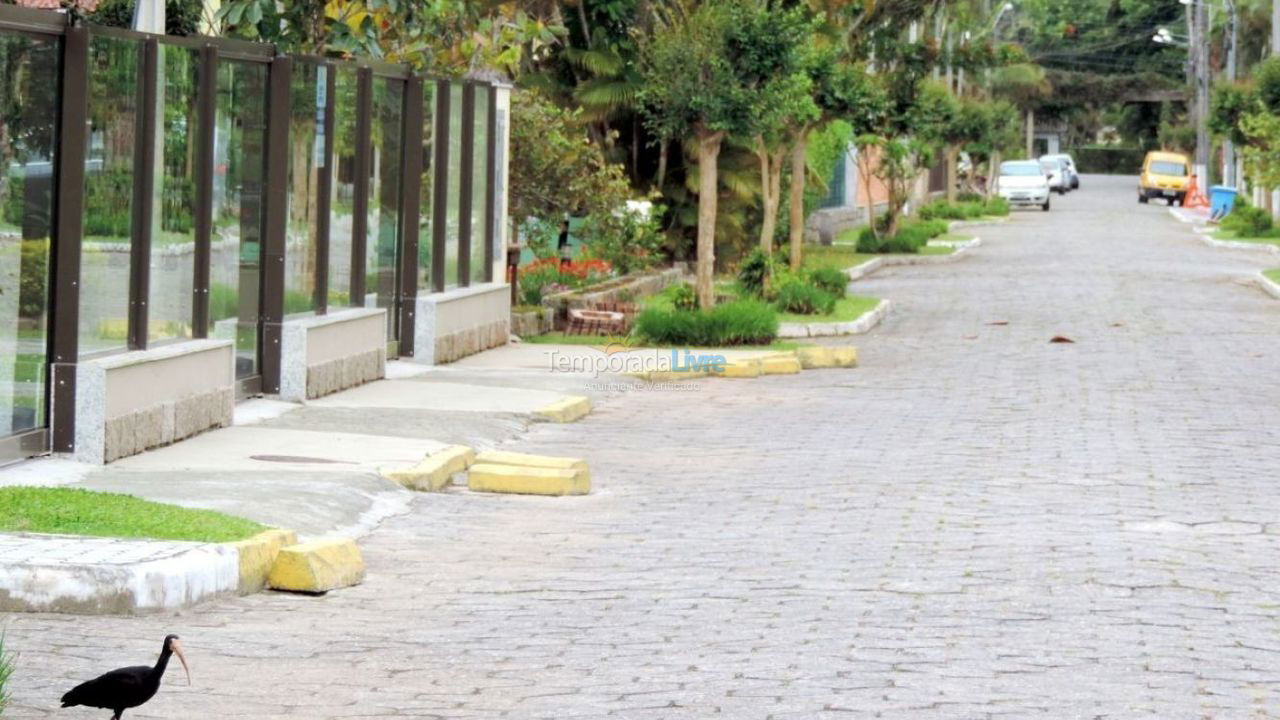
[8,175,1280,718]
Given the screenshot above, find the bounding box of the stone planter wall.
[511,307,553,337]
[542,266,686,331]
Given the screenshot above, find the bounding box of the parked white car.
[1041,153,1080,189]
[1039,157,1069,195]
[997,161,1051,211]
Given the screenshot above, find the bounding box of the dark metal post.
[128,38,158,351]
[192,43,217,338]
[349,67,373,305]
[260,54,291,394]
[457,82,475,286]
[398,76,424,356]
[484,84,497,283]
[431,80,450,293]
[50,24,90,454]
[315,62,335,314]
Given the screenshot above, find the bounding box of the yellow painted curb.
[711,359,762,378]
[474,450,589,483]
[759,354,802,375]
[383,444,475,492]
[468,462,590,496]
[535,395,592,423]
[229,528,298,595]
[268,538,366,593]
[795,346,858,369]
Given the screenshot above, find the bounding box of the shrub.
[881,225,930,254]
[984,196,1010,216]
[807,266,848,299]
[670,282,698,310]
[918,200,964,221]
[856,225,884,253]
[775,280,836,315]
[1223,203,1273,236]
[737,247,774,297]
[580,202,665,275]
[634,299,778,346]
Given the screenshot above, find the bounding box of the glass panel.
[367,77,403,337]
[417,82,434,292]
[81,36,139,356]
[445,82,463,289]
[493,99,508,267]
[0,30,59,436]
[328,66,358,307]
[470,87,489,284]
[211,60,267,380]
[149,44,199,343]
[285,62,325,317]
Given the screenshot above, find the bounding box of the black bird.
[61,634,191,719]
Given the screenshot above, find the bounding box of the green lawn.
[1265,269,1280,284]
[0,487,266,542]
[521,332,801,351]
[1213,228,1280,247]
[807,238,959,271]
[777,294,880,324]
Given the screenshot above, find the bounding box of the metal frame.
[127,38,158,351]
[349,67,373,305]
[484,85,498,283]
[0,8,501,459]
[457,82,476,286]
[260,54,292,395]
[49,23,89,454]
[430,79,451,293]
[192,43,217,337]
[398,76,425,357]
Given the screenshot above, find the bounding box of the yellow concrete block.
[712,359,761,378]
[795,346,858,369]
[267,538,365,593]
[759,354,802,375]
[648,368,709,382]
[229,528,298,595]
[383,444,475,492]
[535,395,592,423]
[474,450,589,483]
[467,462,590,496]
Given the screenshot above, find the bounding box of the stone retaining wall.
[543,267,685,330]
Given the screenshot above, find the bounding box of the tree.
[990,63,1051,158]
[638,1,811,309]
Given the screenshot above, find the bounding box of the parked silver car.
[1040,153,1080,189]
[1038,157,1070,195]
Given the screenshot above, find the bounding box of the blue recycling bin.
[1210,185,1238,220]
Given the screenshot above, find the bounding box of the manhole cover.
[249,454,355,464]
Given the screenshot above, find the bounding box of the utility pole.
[1222,0,1238,187]
[1193,0,1210,185]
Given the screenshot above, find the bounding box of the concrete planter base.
[412,283,511,365]
[778,299,891,338]
[279,308,387,402]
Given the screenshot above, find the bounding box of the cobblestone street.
[8,175,1280,718]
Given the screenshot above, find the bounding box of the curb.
[1259,271,1280,300]
[778,298,890,338]
[230,528,299,595]
[468,462,591,496]
[1193,227,1280,255]
[383,444,476,492]
[534,395,593,423]
[843,237,982,282]
[268,538,365,593]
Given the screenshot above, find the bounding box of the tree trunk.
[756,138,785,254]
[1025,109,1035,159]
[858,146,878,240]
[986,150,1001,200]
[695,129,723,310]
[788,128,809,271]
[946,144,958,203]
[655,139,668,192]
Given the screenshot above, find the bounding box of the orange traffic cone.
[1184,174,1210,208]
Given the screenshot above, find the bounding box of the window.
[80,35,140,356]
[470,86,489,284]
[418,82,435,292]
[328,66,358,307]
[284,62,327,317]
[148,43,200,344]
[0,29,59,435]
[367,76,404,335]
[210,60,268,379]
[445,81,463,289]
[1150,161,1187,177]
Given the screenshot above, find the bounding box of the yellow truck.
[1138,151,1191,206]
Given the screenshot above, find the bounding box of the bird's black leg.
[111,711,122,720]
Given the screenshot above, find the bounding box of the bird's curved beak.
[171,639,191,686]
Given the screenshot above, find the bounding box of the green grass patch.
[0,487,266,542]
[777,294,880,324]
[521,332,801,351]
[1213,228,1280,246]
[1264,269,1280,284]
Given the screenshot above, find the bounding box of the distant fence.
[1069,147,1147,175]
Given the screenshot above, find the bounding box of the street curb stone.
[1258,271,1280,300]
